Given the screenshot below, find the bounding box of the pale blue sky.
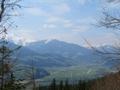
[8,0,120,46]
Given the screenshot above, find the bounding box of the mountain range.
[6,39,120,80]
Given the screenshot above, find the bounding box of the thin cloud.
[52,3,71,15]
[46,16,62,23]
[87,33,118,46]
[24,3,71,17]
[24,7,49,16]
[78,0,92,5]
[43,24,57,29]
[72,25,90,32]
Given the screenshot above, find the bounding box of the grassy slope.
[42,65,113,81]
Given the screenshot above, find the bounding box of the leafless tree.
[99,11,120,30]
[0,0,22,90]
[96,1,120,70]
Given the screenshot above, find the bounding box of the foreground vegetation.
[1,70,120,90]
[34,71,120,90]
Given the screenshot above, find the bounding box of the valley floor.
[25,71,120,90]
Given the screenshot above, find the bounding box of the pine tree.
[50,78,56,90]
[59,80,63,90]
[64,79,70,90]
[38,84,41,90]
[4,72,25,90]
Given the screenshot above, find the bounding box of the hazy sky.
[8,0,120,46]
